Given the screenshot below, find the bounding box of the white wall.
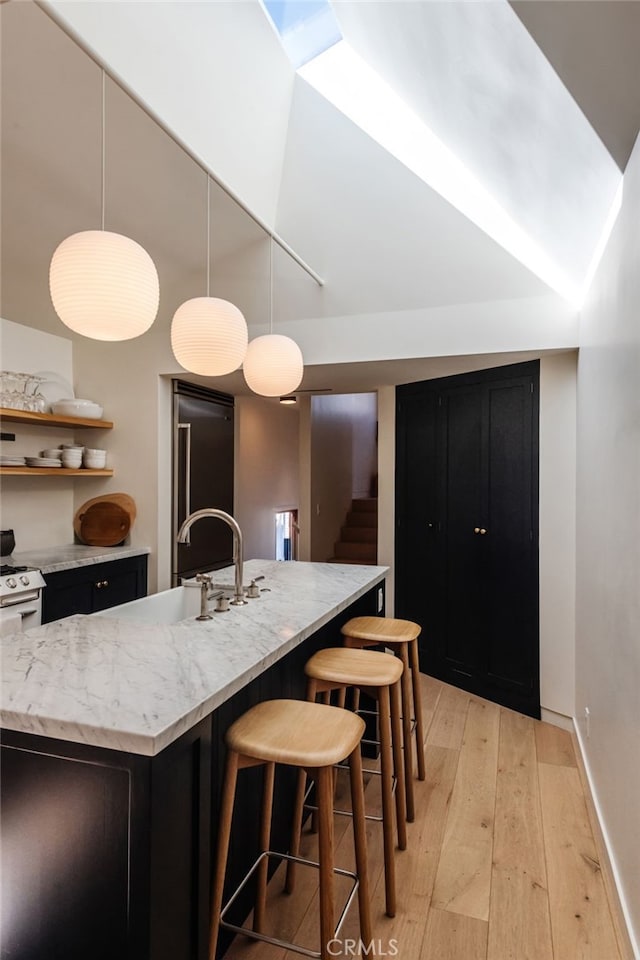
[297,396,312,562]
[47,0,294,226]
[309,393,377,562]
[234,396,299,561]
[575,132,640,954]
[539,352,577,721]
[350,393,377,499]
[377,386,396,615]
[0,318,77,551]
[310,395,356,562]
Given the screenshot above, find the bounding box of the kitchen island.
[0,559,387,960]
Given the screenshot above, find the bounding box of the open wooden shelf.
[0,467,113,477]
[0,408,113,429]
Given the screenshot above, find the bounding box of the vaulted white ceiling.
[2,0,639,386]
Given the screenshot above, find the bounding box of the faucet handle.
[196,573,212,585]
[214,593,230,613]
[246,576,265,599]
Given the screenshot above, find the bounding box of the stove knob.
[6,577,17,588]
[20,575,30,586]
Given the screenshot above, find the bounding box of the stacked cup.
[83,447,107,469]
[61,445,83,469]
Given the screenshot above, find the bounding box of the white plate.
[33,371,74,411]
[0,458,26,465]
[26,457,62,466]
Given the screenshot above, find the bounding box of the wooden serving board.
[75,502,131,547]
[73,493,137,542]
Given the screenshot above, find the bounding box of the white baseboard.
[540,707,574,731]
[573,720,640,960]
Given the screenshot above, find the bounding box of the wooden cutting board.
[73,493,136,543]
[76,501,131,547]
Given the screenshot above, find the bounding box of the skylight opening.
[261,0,341,69]
[299,40,589,306]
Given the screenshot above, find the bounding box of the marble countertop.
[1,559,387,757]
[10,543,151,574]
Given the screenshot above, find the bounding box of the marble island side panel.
[1,560,387,756]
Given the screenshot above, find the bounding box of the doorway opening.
[275,509,299,561]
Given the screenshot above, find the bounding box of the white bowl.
[83,452,106,469]
[62,443,84,452]
[51,399,103,419]
[41,448,62,458]
[62,455,82,468]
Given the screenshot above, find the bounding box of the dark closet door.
[396,362,540,718]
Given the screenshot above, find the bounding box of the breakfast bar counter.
[0,560,387,960]
[1,559,386,753]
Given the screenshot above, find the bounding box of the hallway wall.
[575,130,640,954]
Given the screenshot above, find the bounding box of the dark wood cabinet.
[396,362,540,717]
[41,554,148,623]
[0,582,382,960]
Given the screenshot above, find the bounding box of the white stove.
[0,562,46,633]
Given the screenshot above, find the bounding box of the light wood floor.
[224,677,630,960]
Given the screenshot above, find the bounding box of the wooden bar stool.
[210,698,371,960]
[341,616,426,823]
[288,647,407,918]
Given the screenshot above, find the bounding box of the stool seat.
[305,647,403,687]
[226,698,365,767]
[340,615,421,644]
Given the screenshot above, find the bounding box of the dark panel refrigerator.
[172,380,235,585]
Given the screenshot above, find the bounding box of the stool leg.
[378,684,396,917]
[316,765,336,960]
[348,743,372,947]
[409,637,426,781]
[285,767,307,894]
[390,679,407,851]
[209,750,240,960]
[399,643,415,822]
[254,761,275,933]
[307,677,320,834]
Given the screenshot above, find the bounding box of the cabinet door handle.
[95,579,109,589]
[474,527,488,535]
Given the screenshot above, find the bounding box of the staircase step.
[333,541,377,562]
[351,498,378,513]
[346,511,378,528]
[341,525,377,543]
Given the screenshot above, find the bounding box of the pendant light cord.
[206,175,211,298]
[269,236,274,334]
[101,69,106,232]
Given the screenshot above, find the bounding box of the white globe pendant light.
[243,237,304,398]
[49,72,159,342]
[171,176,248,376]
[243,334,303,397]
[171,297,248,375]
[50,230,159,341]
